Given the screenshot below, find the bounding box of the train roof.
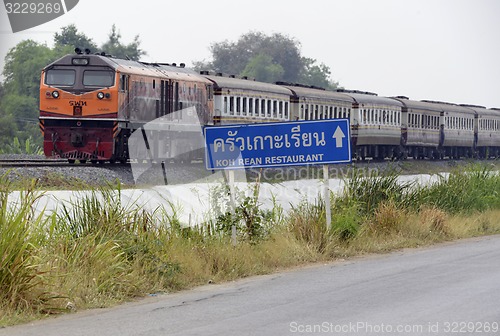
[108,58,211,83]
[460,104,500,118]
[44,53,211,83]
[337,90,404,107]
[277,83,354,103]
[202,74,291,95]
[391,96,445,113]
[420,100,476,115]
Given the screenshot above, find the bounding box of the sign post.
[227,170,237,246]
[323,165,331,229]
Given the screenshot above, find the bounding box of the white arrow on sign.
[333,126,345,148]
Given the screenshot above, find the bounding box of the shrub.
[330,203,362,241]
[208,180,273,243]
[418,206,449,235]
[367,200,405,235]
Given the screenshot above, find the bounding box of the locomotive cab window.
[120,75,128,91]
[45,69,76,86]
[83,70,115,87]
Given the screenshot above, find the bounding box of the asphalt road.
[2,235,500,336]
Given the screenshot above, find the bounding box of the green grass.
[1,164,500,326]
[414,163,500,213]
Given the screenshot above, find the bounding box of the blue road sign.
[204,119,351,170]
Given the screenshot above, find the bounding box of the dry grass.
[446,210,500,237]
[367,200,406,235]
[159,230,321,289]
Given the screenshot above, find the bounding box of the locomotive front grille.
[63,151,106,160]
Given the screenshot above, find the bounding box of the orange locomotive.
[39,48,213,163]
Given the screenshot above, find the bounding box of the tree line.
[194,31,339,89]
[0,27,339,153]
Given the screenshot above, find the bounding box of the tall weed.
[288,198,332,253]
[415,164,500,213]
[339,169,416,216]
[0,176,47,309]
[58,184,132,239]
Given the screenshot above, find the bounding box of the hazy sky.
[1,0,499,108]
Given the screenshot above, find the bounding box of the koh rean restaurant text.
[214,154,325,168]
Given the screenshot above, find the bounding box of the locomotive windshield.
[45,69,76,86]
[44,66,115,91]
[83,70,115,87]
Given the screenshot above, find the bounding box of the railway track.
[0,158,205,168]
[0,158,78,168]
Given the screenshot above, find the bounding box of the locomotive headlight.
[52,91,60,99]
[97,92,105,100]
